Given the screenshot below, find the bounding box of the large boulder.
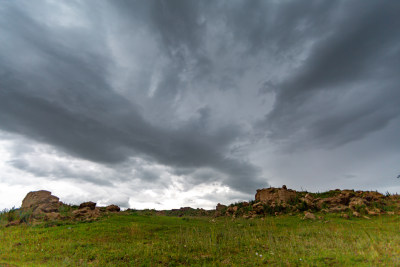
[255,186,297,204]
[21,190,62,215]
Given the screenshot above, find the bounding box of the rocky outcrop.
[21,190,62,216]
[8,191,122,226]
[255,186,297,204]
[106,204,120,212]
[217,186,396,219]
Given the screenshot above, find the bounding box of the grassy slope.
[1,213,400,266]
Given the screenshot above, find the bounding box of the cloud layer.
[1,0,400,209]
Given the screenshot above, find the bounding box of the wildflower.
[255,252,258,256]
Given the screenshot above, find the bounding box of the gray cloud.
[1,0,400,206]
[259,1,400,149]
[0,0,265,193]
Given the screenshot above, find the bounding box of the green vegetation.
[1,213,400,266]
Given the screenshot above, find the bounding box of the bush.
[6,207,18,222]
[0,207,18,224]
[19,210,32,223]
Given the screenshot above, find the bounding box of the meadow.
[1,212,399,266]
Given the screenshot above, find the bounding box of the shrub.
[6,207,18,222]
[19,209,32,224]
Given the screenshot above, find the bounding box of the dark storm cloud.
[0,0,264,192]
[2,0,400,196]
[259,1,400,148]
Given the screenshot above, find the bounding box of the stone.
[361,191,385,202]
[302,193,314,207]
[106,204,120,212]
[303,212,316,220]
[341,213,350,219]
[79,201,96,210]
[252,202,264,214]
[366,208,380,216]
[21,190,62,217]
[329,205,349,213]
[72,207,101,221]
[349,198,366,210]
[352,211,361,217]
[255,187,296,204]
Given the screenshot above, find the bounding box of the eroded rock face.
[255,186,297,204]
[21,190,62,215]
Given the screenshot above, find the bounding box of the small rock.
[366,208,379,216]
[352,211,361,217]
[341,213,350,219]
[303,212,316,220]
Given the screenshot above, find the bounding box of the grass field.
[1,213,399,266]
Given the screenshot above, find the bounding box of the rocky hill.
[4,190,121,227]
[216,186,400,219]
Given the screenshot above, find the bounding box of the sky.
[1,0,400,210]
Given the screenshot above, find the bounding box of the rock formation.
[106,204,121,212]
[21,190,62,216]
[6,190,121,226]
[217,186,399,219]
[255,185,297,204]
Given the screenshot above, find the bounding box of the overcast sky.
[1,0,400,210]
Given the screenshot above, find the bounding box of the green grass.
[1,213,400,266]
